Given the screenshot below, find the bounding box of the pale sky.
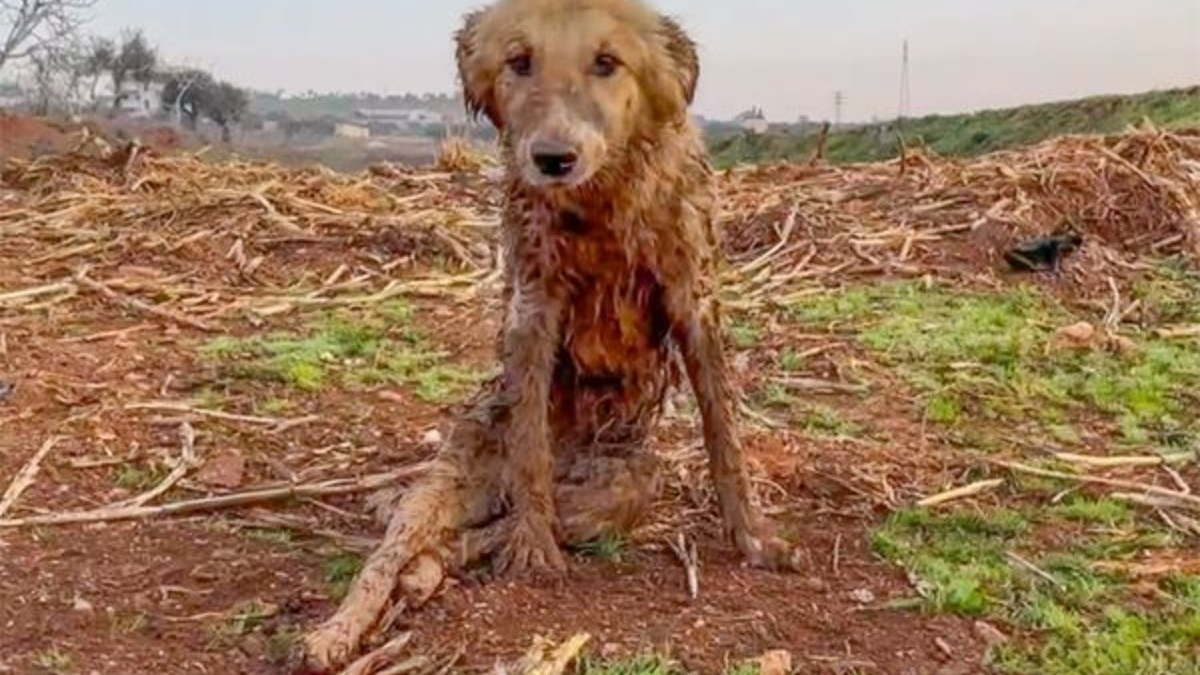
[88,0,1200,121]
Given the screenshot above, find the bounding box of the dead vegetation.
[4,123,1197,316]
[2,122,1199,675]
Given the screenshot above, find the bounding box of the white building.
[741,118,770,134]
[733,106,769,134]
[353,108,446,127]
[114,81,165,119]
[334,122,370,139]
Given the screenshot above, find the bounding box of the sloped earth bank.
[1,126,1199,675]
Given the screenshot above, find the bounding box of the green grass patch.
[577,654,681,675]
[707,86,1200,167]
[1129,257,1200,325]
[870,508,1030,616]
[199,301,481,402]
[872,506,1199,674]
[31,647,73,674]
[778,348,806,371]
[242,527,296,547]
[572,533,630,563]
[784,279,1200,449]
[323,552,363,601]
[264,627,302,665]
[728,321,761,349]
[206,600,278,649]
[576,654,772,675]
[1051,496,1135,528]
[794,402,864,438]
[113,463,168,491]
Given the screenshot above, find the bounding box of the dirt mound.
[0,112,201,164]
[3,126,1196,312]
[106,118,190,153]
[0,111,75,160]
[4,124,1196,314]
[719,126,1200,301]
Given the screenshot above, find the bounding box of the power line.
[833,90,844,126]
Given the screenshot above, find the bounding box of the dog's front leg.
[494,279,568,576]
[667,286,800,572]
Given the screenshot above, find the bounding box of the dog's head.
[454,0,699,189]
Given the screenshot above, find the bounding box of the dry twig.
[0,465,427,528]
[916,479,1006,508]
[0,436,62,518]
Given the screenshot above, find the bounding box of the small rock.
[72,595,93,612]
[377,390,406,403]
[849,588,876,604]
[1053,321,1095,348]
[1108,334,1139,356]
[973,620,1008,646]
[422,428,443,446]
[196,450,246,489]
[238,633,266,659]
[802,577,829,593]
[757,650,792,675]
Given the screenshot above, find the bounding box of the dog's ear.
[454,9,500,127]
[656,15,699,108]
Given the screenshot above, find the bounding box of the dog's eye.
[507,54,533,77]
[591,53,619,77]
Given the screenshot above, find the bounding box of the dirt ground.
[0,259,986,675]
[1,119,1198,675]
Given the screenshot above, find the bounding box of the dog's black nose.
[530,142,577,177]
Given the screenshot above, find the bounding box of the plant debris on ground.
[0,120,1198,675]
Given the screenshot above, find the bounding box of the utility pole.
[898,38,911,122]
[833,90,844,127]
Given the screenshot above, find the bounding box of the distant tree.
[204,79,248,143]
[109,28,156,106]
[79,34,111,106]
[160,68,212,129]
[160,69,249,143]
[0,0,97,75]
[24,39,88,114]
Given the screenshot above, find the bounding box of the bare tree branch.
[0,0,98,75]
[21,35,91,114]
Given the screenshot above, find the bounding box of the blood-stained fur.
[450,0,800,575]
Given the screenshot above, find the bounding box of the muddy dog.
[302,2,801,667]
[453,0,800,575]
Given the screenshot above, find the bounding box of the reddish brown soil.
[0,293,988,675]
[0,112,195,162]
[0,112,74,159]
[0,130,1029,675]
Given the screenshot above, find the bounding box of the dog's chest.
[551,224,670,378]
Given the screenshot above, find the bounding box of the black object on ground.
[1003,231,1084,273]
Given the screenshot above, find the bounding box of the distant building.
[114,81,165,119]
[0,81,25,109]
[0,93,25,110]
[741,118,769,134]
[733,106,769,134]
[353,107,445,128]
[334,122,370,139]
